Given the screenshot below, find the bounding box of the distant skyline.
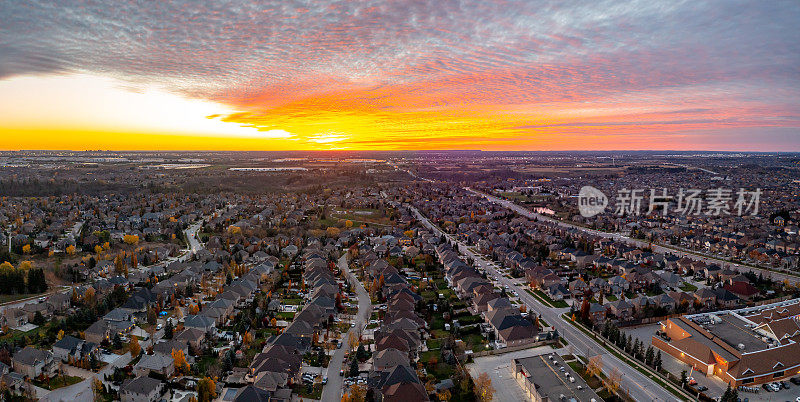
[1,1,799,151]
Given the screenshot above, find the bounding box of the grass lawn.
[282,298,303,305]
[0,292,46,304]
[605,294,618,302]
[680,283,698,292]
[293,384,323,399]
[533,289,569,308]
[276,311,295,320]
[33,375,83,390]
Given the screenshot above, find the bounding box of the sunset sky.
[0,1,798,151]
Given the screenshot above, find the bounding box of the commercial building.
[512,353,602,402]
[653,298,800,387]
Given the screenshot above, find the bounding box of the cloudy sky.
[0,0,798,150]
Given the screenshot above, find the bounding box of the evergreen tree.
[349,357,359,377]
[654,351,662,371]
[645,346,654,366]
[164,321,174,339]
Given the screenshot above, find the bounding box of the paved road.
[410,205,681,402]
[468,188,800,286]
[320,254,372,402]
[41,352,132,402]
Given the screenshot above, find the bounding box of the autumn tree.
[586,355,603,378]
[197,377,216,402]
[84,287,96,305]
[172,348,190,374]
[129,336,141,357]
[91,377,104,400]
[66,245,76,255]
[123,234,139,245]
[474,372,495,402]
[343,384,366,402]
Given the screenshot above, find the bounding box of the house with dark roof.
[52,335,98,363]
[12,347,53,379]
[119,376,165,402]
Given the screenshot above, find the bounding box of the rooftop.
[513,353,601,402]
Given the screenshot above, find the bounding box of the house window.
[742,378,753,384]
[774,371,784,378]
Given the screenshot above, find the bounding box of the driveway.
[41,352,132,402]
[320,254,372,402]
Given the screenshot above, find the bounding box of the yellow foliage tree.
[123,235,139,245]
[197,377,216,402]
[172,348,190,374]
[66,245,76,255]
[474,372,495,402]
[22,244,31,254]
[345,220,354,228]
[129,336,141,356]
[57,330,65,340]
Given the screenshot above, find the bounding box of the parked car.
[697,385,708,392]
[790,377,800,385]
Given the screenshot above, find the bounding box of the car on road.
[351,323,355,327]
[688,377,697,386]
[337,341,342,348]
[156,323,163,330]
[696,385,708,392]
[339,369,344,376]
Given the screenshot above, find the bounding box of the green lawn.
[680,283,698,292]
[276,311,295,320]
[533,289,569,308]
[33,375,83,390]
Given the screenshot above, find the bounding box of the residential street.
[320,254,372,402]
[410,205,682,402]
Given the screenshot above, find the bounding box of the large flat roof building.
[653,298,800,387]
[512,353,602,402]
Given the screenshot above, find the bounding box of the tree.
[57,329,65,340]
[349,357,359,377]
[66,245,76,255]
[91,377,104,400]
[129,336,141,357]
[164,320,174,339]
[123,235,139,245]
[654,351,663,371]
[720,383,738,402]
[474,372,495,402]
[586,355,603,378]
[21,244,31,254]
[437,389,451,401]
[112,333,122,350]
[680,370,688,387]
[343,384,366,402]
[172,348,190,374]
[197,377,216,402]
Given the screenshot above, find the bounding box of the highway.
[320,254,372,402]
[409,205,682,402]
[467,187,800,286]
